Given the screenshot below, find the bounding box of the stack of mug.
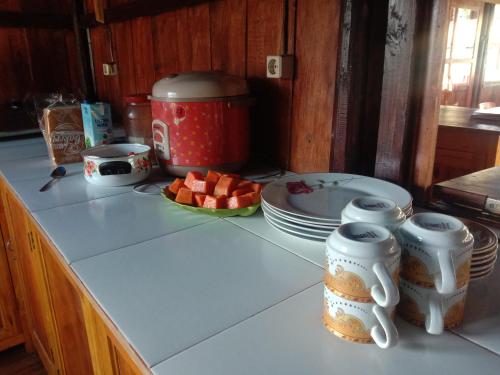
[323,196,406,349]
[396,213,474,334]
[323,196,475,348]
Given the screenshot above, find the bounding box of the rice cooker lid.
[151,71,248,101]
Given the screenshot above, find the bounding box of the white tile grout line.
[222,217,325,269]
[449,329,500,357]
[67,218,221,265]
[149,281,324,369]
[29,189,134,213]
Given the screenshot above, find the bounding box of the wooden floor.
[0,345,46,375]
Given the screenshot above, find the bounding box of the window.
[442,7,480,90]
[484,5,500,83]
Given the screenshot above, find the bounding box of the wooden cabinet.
[41,234,94,375]
[0,177,149,374]
[4,192,64,374]
[0,226,24,351]
[433,126,500,183]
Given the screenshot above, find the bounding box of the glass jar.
[123,94,156,163]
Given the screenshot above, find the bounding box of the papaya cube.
[242,191,260,205]
[222,173,240,179]
[191,179,215,195]
[214,176,239,197]
[251,183,263,194]
[206,170,222,184]
[236,180,252,189]
[194,193,207,207]
[231,187,253,197]
[203,195,227,209]
[175,187,195,205]
[228,195,253,209]
[168,178,185,195]
[185,171,204,189]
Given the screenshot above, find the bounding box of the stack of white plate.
[461,218,498,280]
[261,173,413,241]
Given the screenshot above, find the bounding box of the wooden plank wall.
[85,0,342,171]
[0,0,79,106]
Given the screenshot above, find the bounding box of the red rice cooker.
[150,72,250,176]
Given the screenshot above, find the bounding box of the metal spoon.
[39,166,66,192]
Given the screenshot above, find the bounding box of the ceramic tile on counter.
[0,139,48,161]
[33,191,216,263]
[71,220,323,367]
[0,156,82,183]
[153,283,500,375]
[452,256,500,354]
[226,211,326,268]
[0,135,44,149]
[10,172,133,212]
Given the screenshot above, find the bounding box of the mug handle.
[425,294,444,335]
[435,249,456,294]
[371,262,400,308]
[371,305,398,349]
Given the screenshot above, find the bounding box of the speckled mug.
[397,278,468,334]
[323,285,398,349]
[397,213,473,295]
[325,222,401,308]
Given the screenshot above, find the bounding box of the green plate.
[161,191,261,217]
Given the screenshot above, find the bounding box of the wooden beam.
[81,0,213,28]
[71,0,96,101]
[331,0,387,175]
[373,0,418,184]
[410,0,451,203]
[0,11,72,29]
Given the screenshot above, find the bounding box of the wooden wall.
[0,0,79,128]
[84,0,342,171]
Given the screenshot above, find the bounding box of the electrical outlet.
[266,55,294,79]
[103,62,118,76]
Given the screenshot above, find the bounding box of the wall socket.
[103,62,118,76]
[266,55,294,79]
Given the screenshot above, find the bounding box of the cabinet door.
[82,298,148,375]
[41,234,94,375]
[6,193,62,374]
[0,186,31,352]
[0,228,24,351]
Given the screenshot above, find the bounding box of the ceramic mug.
[397,278,468,334]
[323,285,398,349]
[325,222,401,308]
[341,196,406,232]
[397,213,473,294]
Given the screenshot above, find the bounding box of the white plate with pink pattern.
[262,173,412,221]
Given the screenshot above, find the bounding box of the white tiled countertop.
[1,136,500,374]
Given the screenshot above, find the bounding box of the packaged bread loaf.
[42,105,85,164]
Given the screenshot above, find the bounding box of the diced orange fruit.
[227,195,253,209]
[231,187,253,197]
[251,183,262,194]
[222,173,240,179]
[214,176,239,197]
[175,187,195,205]
[185,171,204,189]
[206,170,221,184]
[194,193,207,207]
[168,178,185,195]
[191,179,215,195]
[242,191,260,205]
[203,195,227,209]
[236,180,252,189]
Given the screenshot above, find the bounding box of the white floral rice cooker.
[81,144,151,186]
